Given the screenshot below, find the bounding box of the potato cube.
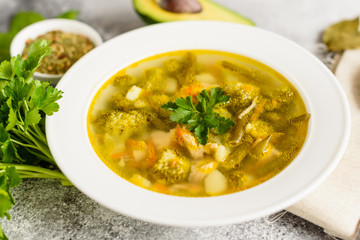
[204,170,227,195]
[126,85,142,101]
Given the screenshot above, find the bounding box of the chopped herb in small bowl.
[10,19,103,84]
[22,30,95,75]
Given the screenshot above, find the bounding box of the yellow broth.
[87,50,309,197]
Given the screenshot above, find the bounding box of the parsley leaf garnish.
[162,87,235,145]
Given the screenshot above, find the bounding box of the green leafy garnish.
[162,87,235,145]
[0,167,21,220]
[57,10,79,20]
[322,17,360,51]
[0,10,79,62]
[9,12,45,34]
[0,39,68,238]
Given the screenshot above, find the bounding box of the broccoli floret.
[111,93,133,111]
[141,68,165,92]
[151,148,191,184]
[147,93,171,118]
[226,169,249,188]
[113,74,138,87]
[147,112,176,131]
[175,52,197,86]
[163,58,181,75]
[224,83,259,114]
[94,110,149,135]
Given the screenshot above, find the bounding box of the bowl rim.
[10,18,103,81]
[46,21,351,227]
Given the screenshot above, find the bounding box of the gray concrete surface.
[1,0,359,239]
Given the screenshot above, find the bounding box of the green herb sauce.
[22,30,95,74]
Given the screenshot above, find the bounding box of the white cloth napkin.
[287,49,360,240]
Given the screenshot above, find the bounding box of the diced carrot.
[146,141,157,166]
[242,84,255,92]
[152,183,170,194]
[126,139,138,147]
[181,83,203,97]
[187,184,203,194]
[126,139,147,151]
[141,92,152,97]
[250,100,265,121]
[175,125,185,146]
[183,184,203,194]
[111,152,126,159]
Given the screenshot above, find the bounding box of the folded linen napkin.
[287,49,360,240]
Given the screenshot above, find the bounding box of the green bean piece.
[228,99,257,146]
[289,113,311,124]
[228,120,245,147]
[251,134,272,157]
[177,52,197,86]
[221,60,282,90]
[221,141,252,170]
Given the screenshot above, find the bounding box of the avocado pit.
[159,0,203,13]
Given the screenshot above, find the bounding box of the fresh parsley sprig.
[0,39,67,239]
[162,87,235,145]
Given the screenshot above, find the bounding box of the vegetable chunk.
[130,174,152,188]
[151,148,191,184]
[245,120,273,138]
[204,170,227,195]
[126,85,142,101]
[94,110,148,135]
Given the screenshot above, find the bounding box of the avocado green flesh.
[133,0,255,26]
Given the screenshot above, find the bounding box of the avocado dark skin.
[160,0,202,13]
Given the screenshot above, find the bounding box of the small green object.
[57,10,79,19]
[0,223,9,240]
[0,33,15,62]
[9,12,45,33]
[162,87,235,145]
[323,17,360,51]
[133,0,255,26]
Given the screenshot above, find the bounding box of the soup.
[87,50,309,197]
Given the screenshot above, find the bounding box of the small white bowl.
[10,19,103,85]
[46,21,351,226]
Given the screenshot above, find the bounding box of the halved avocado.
[133,0,255,26]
